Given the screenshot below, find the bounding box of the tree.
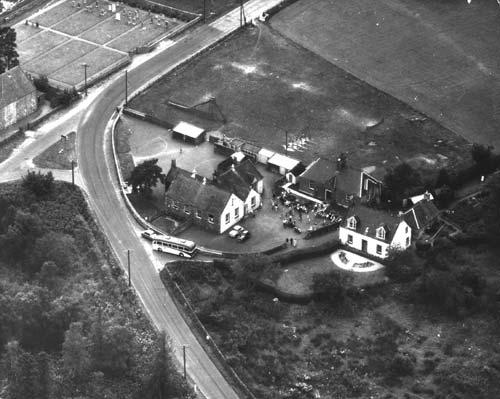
[6,347,42,399]
[471,143,494,173]
[98,323,137,376]
[22,171,55,197]
[312,271,352,304]
[127,158,163,197]
[0,27,19,73]
[233,254,278,289]
[385,247,421,282]
[138,331,193,399]
[62,322,90,382]
[383,162,422,207]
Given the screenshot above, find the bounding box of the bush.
[390,353,415,376]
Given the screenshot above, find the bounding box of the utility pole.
[127,249,131,287]
[81,63,88,96]
[125,70,128,107]
[71,160,75,187]
[285,130,288,156]
[182,345,187,379]
[203,0,206,23]
[239,0,245,27]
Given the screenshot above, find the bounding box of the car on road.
[228,225,244,238]
[237,230,250,242]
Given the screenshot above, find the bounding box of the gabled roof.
[299,158,337,184]
[241,142,261,154]
[165,169,232,215]
[0,67,36,108]
[343,205,403,242]
[217,168,251,201]
[403,200,440,231]
[268,153,301,170]
[335,166,362,196]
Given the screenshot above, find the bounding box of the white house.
[339,205,411,259]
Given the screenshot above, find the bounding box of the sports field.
[130,25,469,175]
[271,0,500,149]
[16,0,186,89]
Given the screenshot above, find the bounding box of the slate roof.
[0,67,36,108]
[299,158,337,183]
[165,167,232,215]
[403,200,440,231]
[343,205,403,242]
[217,168,251,201]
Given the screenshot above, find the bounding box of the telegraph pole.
[127,249,131,287]
[285,130,288,156]
[125,70,128,107]
[203,0,206,23]
[182,345,187,379]
[71,160,75,187]
[81,63,88,96]
[239,0,245,27]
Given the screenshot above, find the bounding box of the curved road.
[77,2,285,398]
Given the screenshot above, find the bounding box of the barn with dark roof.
[0,67,37,130]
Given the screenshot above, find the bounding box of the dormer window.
[376,227,386,240]
[347,217,357,230]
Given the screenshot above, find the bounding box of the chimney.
[423,191,431,201]
[202,177,207,185]
[171,159,176,169]
[191,168,196,178]
[231,163,235,171]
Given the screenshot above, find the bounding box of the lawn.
[15,22,42,43]
[52,7,105,36]
[17,29,69,64]
[79,12,143,44]
[23,38,97,77]
[151,0,239,16]
[129,24,469,175]
[50,47,129,86]
[106,18,170,52]
[34,0,77,27]
[33,131,76,169]
[271,0,500,150]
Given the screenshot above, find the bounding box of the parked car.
[237,230,250,242]
[229,225,244,238]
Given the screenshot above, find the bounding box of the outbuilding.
[172,121,206,145]
[267,153,301,175]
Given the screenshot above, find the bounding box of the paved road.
[76,2,285,399]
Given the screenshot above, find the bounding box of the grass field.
[152,0,239,16]
[17,0,184,88]
[17,30,69,64]
[130,24,469,174]
[24,39,97,76]
[271,0,500,150]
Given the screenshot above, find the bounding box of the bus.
[152,235,197,258]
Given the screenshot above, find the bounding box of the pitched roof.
[342,205,403,242]
[0,67,36,108]
[299,158,337,183]
[172,121,204,139]
[268,153,301,170]
[217,168,251,201]
[403,200,440,231]
[166,169,232,215]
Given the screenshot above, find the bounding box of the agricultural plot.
[24,39,96,76]
[271,0,500,149]
[130,25,469,174]
[107,19,170,52]
[15,23,41,43]
[152,0,238,16]
[51,47,128,86]
[17,30,69,64]
[78,11,144,44]
[34,0,76,27]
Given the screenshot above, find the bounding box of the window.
[231,197,234,206]
[376,227,385,240]
[172,202,178,210]
[196,210,202,219]
[347,234,353,244]
[208,214,214,224]
[348,217,357,229]
[405,226,408,234]
[309,181,314,190]
[235,207,239,219]
[251,196,256,207]
[376,245,382,255]
[184,206,190,215]
[225,213,230,224]
[406,237,410,247]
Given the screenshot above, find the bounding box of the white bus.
[152,236,197,258]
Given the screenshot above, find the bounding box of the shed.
[267,153,301,175]
[257,148,275,165]
[172,121,206,145]
[241,142,261,161]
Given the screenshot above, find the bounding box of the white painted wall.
[220,194,244,233]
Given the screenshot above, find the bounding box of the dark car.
[237,230,250,242]
[141,229,161,241]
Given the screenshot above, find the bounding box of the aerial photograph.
[1,0,499,398]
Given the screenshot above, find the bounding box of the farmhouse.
[164,162,244,234]
[172,121,206,145]
[214,153,264,215]
[0,67,38,130]
[288,157,382,207]
[402,197,440,238]
[339,205,411,259]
